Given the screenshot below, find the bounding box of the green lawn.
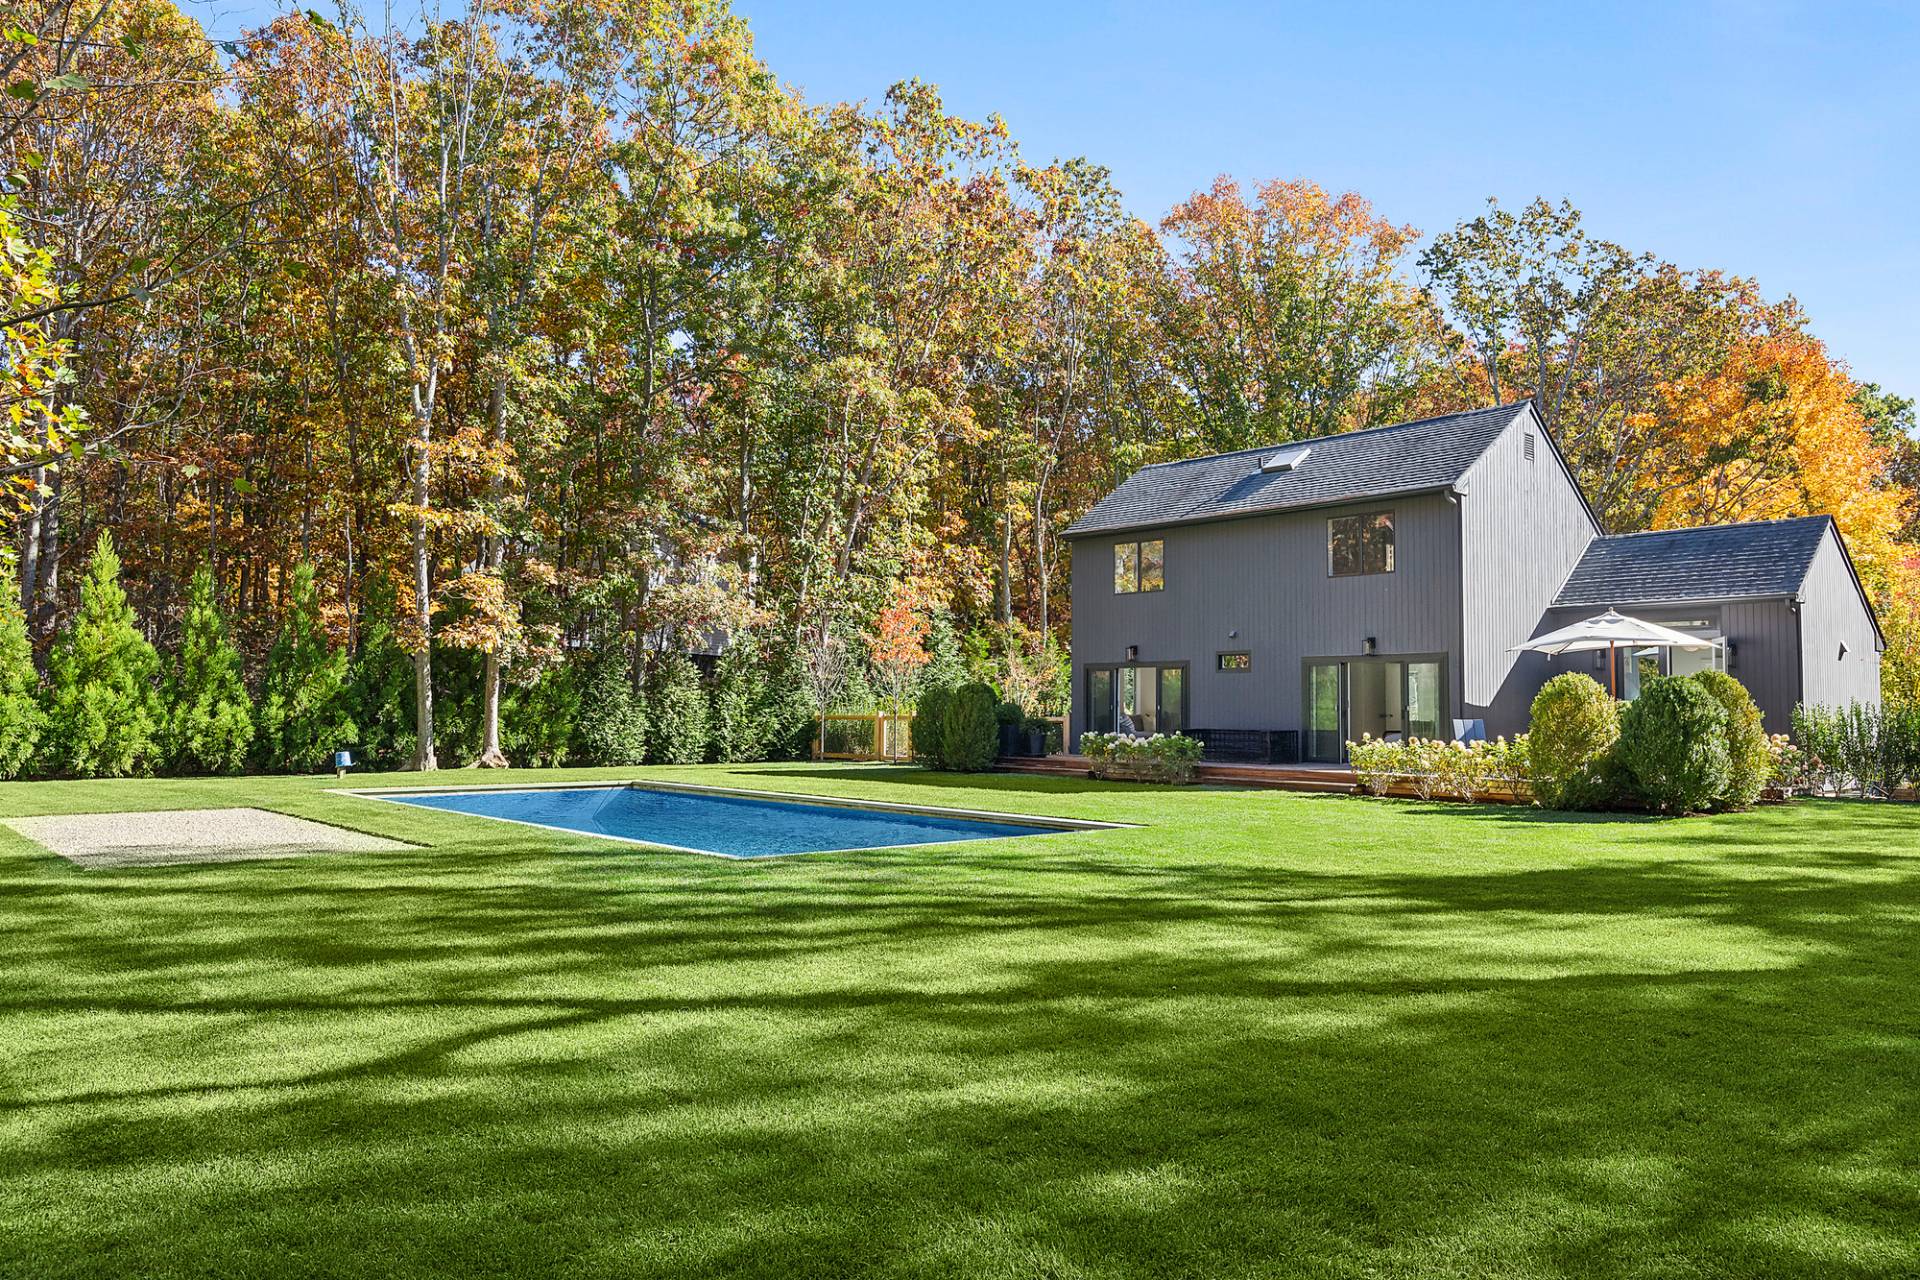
[2,766,1917,1278]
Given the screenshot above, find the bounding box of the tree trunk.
[476,373,509,768]
[20,467,43,626]
[409,412,438,772]
[35,468,62,640]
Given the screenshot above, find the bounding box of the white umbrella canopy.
[1512,609,1724,656]
[1511,609,1724,697]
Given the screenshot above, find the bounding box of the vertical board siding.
[1068,492,1464,743]
[1457,414,1599,736]
[1797,528,1883,713]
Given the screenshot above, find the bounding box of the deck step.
[996,755,1358,794]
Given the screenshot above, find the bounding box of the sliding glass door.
[1085,663,1187,737]
[1304,657,1447,761]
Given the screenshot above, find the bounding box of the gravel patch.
[3,807,409,869]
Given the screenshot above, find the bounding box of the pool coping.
[337,778,1134,860]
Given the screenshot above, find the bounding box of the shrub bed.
[1082,731,1203,784]
[1347,735,1531,803]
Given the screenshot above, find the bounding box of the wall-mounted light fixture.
[1363,636,1377,655]
[1125,645,1138,662]
[1839,641,1849,660]
[1725,640,1738,669]
[1228,629,1239,639]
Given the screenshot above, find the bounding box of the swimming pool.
[354,782,1116,859]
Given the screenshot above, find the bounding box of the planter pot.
[999,724,1022,758]
[1026,729,1046,757]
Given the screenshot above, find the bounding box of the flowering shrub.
[1763,733,1809,797]
[1345,734,1532,804]
[1082,731,1203,784]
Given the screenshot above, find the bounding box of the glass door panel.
[1119,666,1159,734]
[1157,668,1184,734]
[1406,662,1442,740]
[1087,669,1115,733]
[1306,662,1342,761]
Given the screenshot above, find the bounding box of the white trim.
[338,779,1133,860]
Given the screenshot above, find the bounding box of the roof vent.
[1260,444,1312,473]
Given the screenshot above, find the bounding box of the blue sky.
[187,0,1920,396]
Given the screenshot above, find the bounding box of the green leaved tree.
[0,562,46,777]
[256,564,357,773]
[43,532,162,777]
[162,566,253,774]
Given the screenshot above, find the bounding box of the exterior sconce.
[1125,645,1138,662]
[1363,636,1377,655]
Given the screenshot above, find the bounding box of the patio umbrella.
[1509,609,1724,697]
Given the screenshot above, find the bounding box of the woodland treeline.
[1,0,1916,771]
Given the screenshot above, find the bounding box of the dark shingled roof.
[1554,516,1832,607]
[1063,403,1531,538]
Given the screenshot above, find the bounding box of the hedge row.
[0,536,819,779]
[1527,670,1770,814]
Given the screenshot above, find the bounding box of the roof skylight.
[1260,444,1312,473]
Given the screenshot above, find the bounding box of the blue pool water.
[376,785,1061,858]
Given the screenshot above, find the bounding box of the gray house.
[1064,402,1882,759]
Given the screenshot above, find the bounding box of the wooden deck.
[997,755,1359,793]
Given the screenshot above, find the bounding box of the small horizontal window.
[1113,539,1165,593]
[1217,652,1251,672]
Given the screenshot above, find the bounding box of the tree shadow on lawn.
[3,817,1919,1278]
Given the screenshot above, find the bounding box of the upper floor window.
[1113,539,1164,593]
[1328,511,1394,577]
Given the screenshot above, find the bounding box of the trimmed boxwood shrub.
[1527,673,1619,810]
[1618,676,1730,815]
[937,681,999,773]
[914,684,952,767]
[1692,671,1766,809]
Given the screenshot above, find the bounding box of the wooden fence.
[816,713,915,762]
[813,713,1069,762]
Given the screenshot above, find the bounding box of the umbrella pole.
[1609,643,1617,698]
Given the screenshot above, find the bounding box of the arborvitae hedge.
[343,577,418,770]
[706,645,766,763]
[255,563,357,773]
[645,652,709,765]
[576,658,647,766]
[44,532,162,777]
[505,663,581,767]
[936,681,1000,772]
[756,650,818,762]
[162,566,254,775]
[0,562,44,778]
